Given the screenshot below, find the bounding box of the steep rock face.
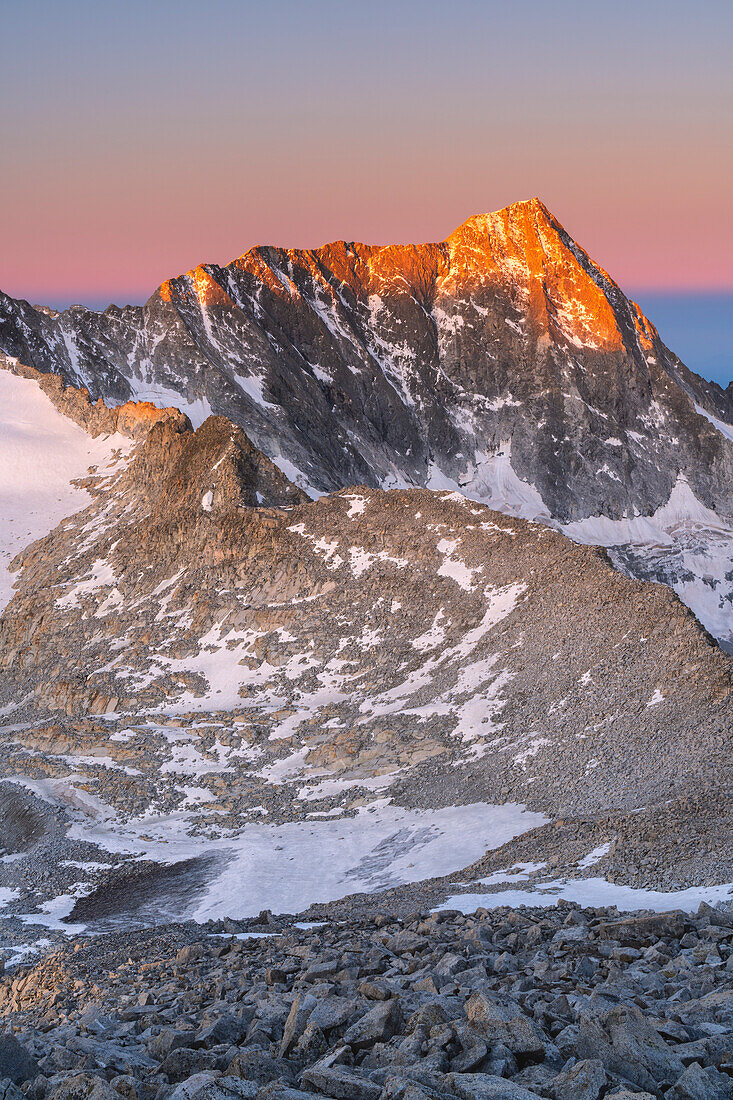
[122,413,308,515]
[1,199,732,642]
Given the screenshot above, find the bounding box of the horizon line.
[10,284,733,313]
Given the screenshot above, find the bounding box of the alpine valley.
[0,201,732,1100]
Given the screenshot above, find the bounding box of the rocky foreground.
[2,902,733,1099]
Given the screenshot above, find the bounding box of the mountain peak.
[2,200,733,648]
[441,198,626,350]
[447,195,555,239]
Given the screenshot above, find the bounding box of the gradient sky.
[1,0,732,310]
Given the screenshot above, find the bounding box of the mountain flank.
[2,198,732,645]
[0,393,730,929]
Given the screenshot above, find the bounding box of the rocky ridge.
[1,357,191,440]
[0,393,730,927]
[1,199,732,644]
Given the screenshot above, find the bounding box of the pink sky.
[2,1,731,305]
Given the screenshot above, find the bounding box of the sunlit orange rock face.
[445,201,625,350]
[113,400,189,438]
[227,198,628,356]
[0,198,731,529]
[164,197,657,426]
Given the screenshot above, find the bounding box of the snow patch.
[694,403,733,443]
[0,369,132,612]
[437,876,733,916]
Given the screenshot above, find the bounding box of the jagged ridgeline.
[1,198,732,645]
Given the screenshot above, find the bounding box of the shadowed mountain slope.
[0,399,730,920]
[2,199,732,644]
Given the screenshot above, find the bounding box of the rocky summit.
[0,201,732,1100]
[1,199,733,644]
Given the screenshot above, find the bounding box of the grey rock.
[300,1065,382,1100]
[161,1048,217,1083]
[291,1022,328,1063]
[0,1037,39,1085]
[194,1015,248,1049]
[464,994,545,1062]
[342,1000,402,1049]
[302,960,340,982]
[665,1061,733,1100]
[226,1050,295,1086]
[279,994,317,1058]
[450,1041,488,1073]
[576,1004,685,1092]
[148,1029,192,1060]
[674,1035,733,1067]
[78,1002,116,1035]
[444,1072,545,1099]
[307,998,357,1032]
[47,1075,118,1100]
[255,1085,322,1100]
[0,1080,24,1100]
[602,1092,655,1100]
[67,1037,156,1076]
[548,1058,606,1100]
[553,1024,581,1061]
[109,1076,138,1100]
[168,1074,258,1099]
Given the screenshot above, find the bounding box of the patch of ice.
[512,736,551,767]
[578,842,611,868]
[694,403,733,443]
[0,888,19,910]
[457,443,551,524]
[177,785,217,808]
[270,455,322,500]
[436,538,482,591]
[190,801,545,921]
[233,371,277,411]
[562,474,733,646]
[56,558,117,610]
[437,876,733,915]
[412,609,447,652]
[0,369,132,612]
[343,493,369,518]
[158,621,318,713]
[10,780,544,926]
[210,931,281,941]
[297,773,396,802]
